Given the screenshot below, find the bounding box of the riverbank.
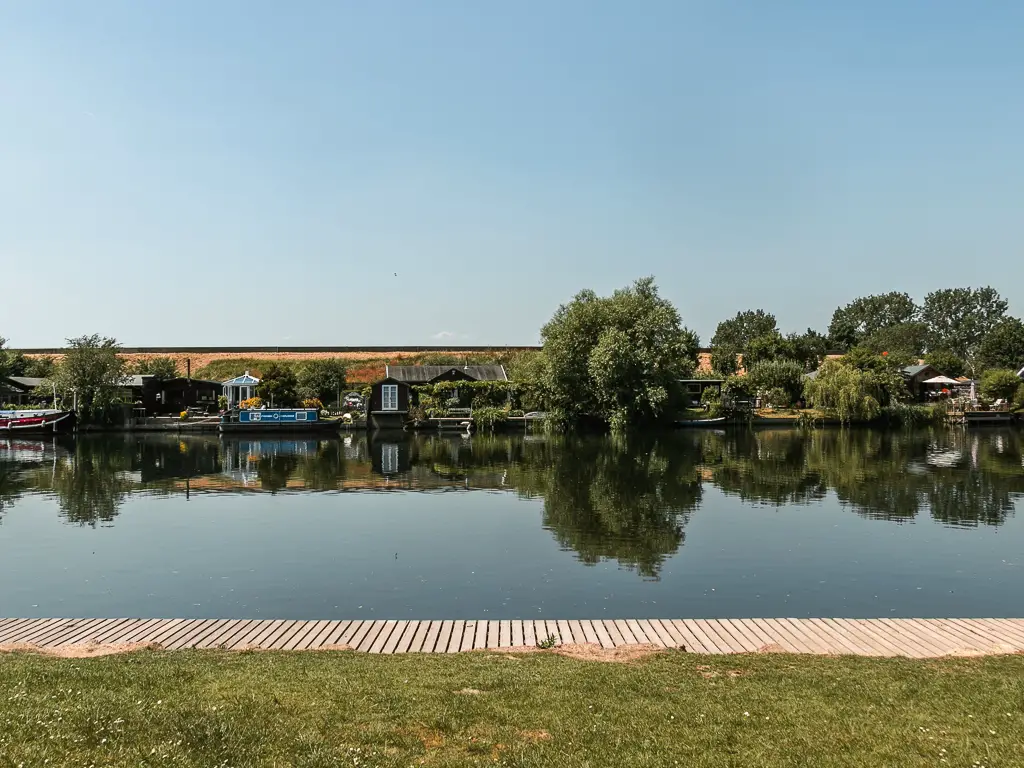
[1,650,1021,767]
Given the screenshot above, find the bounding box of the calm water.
[1,429,1022,620]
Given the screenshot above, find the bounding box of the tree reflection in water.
[0,429,1020,570]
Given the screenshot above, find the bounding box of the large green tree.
[923,349,967,379]
[920,287,1008,371]
[803,359,882,424]
[541,277,699,430]
[50,335,130,421]
[860,321,930,358]
[827,292,919,351]
[710,309,778,374]
[132,356,179,380]
[976,317,1024,373]
[745,359,806,404]
[297,359,347,405]
[255,363,299,407]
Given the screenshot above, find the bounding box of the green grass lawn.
[1,649,1022,767]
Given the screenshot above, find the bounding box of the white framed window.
[382,384,399,411]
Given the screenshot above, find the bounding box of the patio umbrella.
[922,375,960,385]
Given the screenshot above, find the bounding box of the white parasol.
[922,375,959,385]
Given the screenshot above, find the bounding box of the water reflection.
[1,428,1021,560]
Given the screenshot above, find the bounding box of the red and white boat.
[0,409,76,434]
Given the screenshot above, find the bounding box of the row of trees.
[1,336,349,419]
[513,279,1024,429]
[711,287,1024,378]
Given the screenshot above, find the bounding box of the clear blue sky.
[2,1,1022,348]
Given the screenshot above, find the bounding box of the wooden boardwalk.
[1,618,1023,657]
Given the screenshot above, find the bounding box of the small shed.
[367,377,411,430]
[222,371,261,408]
[679,378,724,407]
[902,364,944,401]
[142,377,223,415]
[1,376,48,406]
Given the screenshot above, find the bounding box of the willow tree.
[540,277,699,431]
[803,359,881,424]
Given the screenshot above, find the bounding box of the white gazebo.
[223,371,261,407]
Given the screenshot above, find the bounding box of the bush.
[238,397,263,410]
[745,359,804,404]
[763,387,790,409]
[979,369,1022,403]
[301,398,324,410]
[217,395,228,411]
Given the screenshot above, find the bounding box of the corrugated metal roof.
[385,365,508,383]
[7,376,44,389]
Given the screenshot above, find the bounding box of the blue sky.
[2,1,1022,347]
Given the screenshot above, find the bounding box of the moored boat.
[218,408,339,434]
[0,409,76,434]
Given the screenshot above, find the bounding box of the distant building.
[367,365,509,430]
[0,376,49,406]
[142,377,223,415]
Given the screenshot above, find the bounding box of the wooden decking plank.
[496,620,510,648]
[278,621,316,651]
[318,620,354,647]
[651,619,685,649]
[50,619,119,647]
[303,620,340,649]
[715,620,762,652]
[160,620,210,650]
[601,620,626,647]
[444,621,463,653]
[876,619,946,656]
[557,620,575,645]
[459,620,475,652]
[405,621,430,653]
[2,619,64,644]
[522,620,537,647]
[733,619,777,651]
[144,619,190,646]
[378,620,406,654]
[357,621,390,653]
[470,620,486,651]
[886,619,955,656]
[392,621,418,653]
[290,620,329,650]
[415,620,439,653]
[622,620,650,645]
[779,618,834,654]
[577,619,600,645]
[347,620,377,651]
[334,620,364,647]
[841,619,913,657]
[587,619,613,648]
[612,620,637,645]
[763,618,818,654]
[665,620,708,653]
[636,620,668,647]
[209,619,259,649]
[486,621,501,649]
[682,620,725,653]
[894,619,961,656]
[435,620,455,653]
[88,619,139,644]
[26,619,93,646]
[699,619,745,653]
[924,620,992,652]
[805,619,865,655]
[772,618,826,653]
[748,619,799,653]
[976,619,1024,646]
[229,620,276,649]
[366,621,397,654]
[856,618,927,657]
[110,618,165,645]
[259,620,299,650]
[511,620,524,647]
[0,618,44,642]
[195,620,244,649]
[169,620,227,650]
[819,618,885,656]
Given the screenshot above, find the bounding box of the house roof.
[127,375,154,387]
[222,371,261,385]
[385,365,509,383]
[6,376,44,390]
[903,364,932,376]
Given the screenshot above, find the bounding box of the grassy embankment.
[1,649,1022,766]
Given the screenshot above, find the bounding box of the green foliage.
[880,403,945,426]
[700,386,722,418]
[921,286,1008,367]
[762,387,790,408]
[923,349,966,379]
[536,634,557,649]
[860,321,929,358]
[843,346,913,372]
[803,359,882,424]
[745,359,805,404]
[978,369,1022,403]
[710,309,777,373]
[977,317,1024,373]
[0,337,13,380]
[827,292,919,351]
[131,356,179,380]
[193,358,303,382]
[784,329,830,371]
[540,277,699,430]
[217,395,228,411]
[296,359,347,405]
[50,335,131,422]
[255,363,299,407]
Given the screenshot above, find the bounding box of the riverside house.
[367,365,509,430]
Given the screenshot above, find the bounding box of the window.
[382,384,399,411]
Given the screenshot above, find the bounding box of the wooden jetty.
[1,618,1022,657]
